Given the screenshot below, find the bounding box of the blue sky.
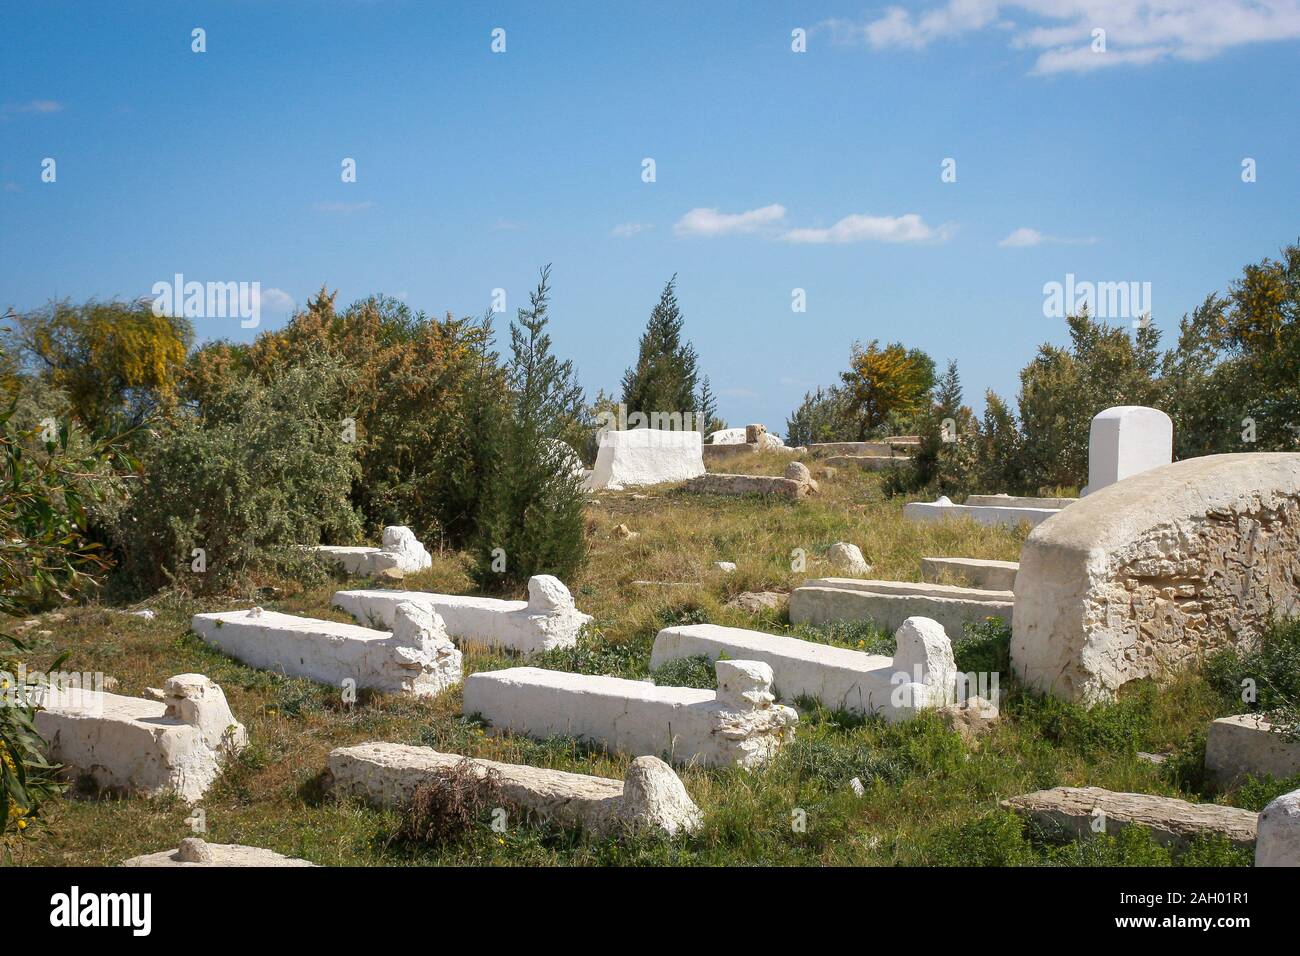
[2,1,1298,433]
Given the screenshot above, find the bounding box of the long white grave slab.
[921,556,1019,591]
[34,674,247,803]
[789,578,1012,636]
[191,603,461,698]
[650,617,960,722]
[462,660,797,769]
[327,743,702,837]
[333,574,590,655]
[311,525,432,576]
[903,495,1059,529]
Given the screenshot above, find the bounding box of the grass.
[0,455,1266,866]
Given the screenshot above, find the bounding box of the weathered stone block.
[123,838,315,867]
[584,428,705,490]
[462,662,797,769]
[333,574,590,655]
[921,556,1019,591]
[789,578,1011,637]
[311,525,432,576]
[326,742,702,836]
[904,495,1059,528]
[1205,714,1300,788]
[1256,788,1300,866]
[192,603,461,697]
[34,674,247,803]
[650,616,961,721]
[1002,786,1257,850]
[1011,453,1300,703]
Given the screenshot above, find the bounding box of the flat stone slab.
[1205,714,1300,787]
[904,497,1059,528]
[327,742,702,836]
[650,618,960,721]
[684,472,811,500]
[965,494,1077,510]
[921,557,1019,591]
[1002,786,1257,850]
[34,674,247,804]
[790,578,1012,636]
[462,661,797,769]
[123,838,315,867]
[191,604,461,698]
[809,442,897,456]
[333,574,590,655]
[311,525,432,576]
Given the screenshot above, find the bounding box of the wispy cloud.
[820,1,1300,75]
[783,213,954,245]
[611,221,653,238]
[674,204,786,238]
[312,200,374,214]
[2,99,65,117]
[492,219,524,231]
[998,227,1099,247]
[255,287,296,313]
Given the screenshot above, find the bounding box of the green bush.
[1,634,66,847]
[650,654,716,689]
[472,268,588,591]
[1204,616,1300,736]
[111,354,362,594]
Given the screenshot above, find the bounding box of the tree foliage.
[473,267,588,591]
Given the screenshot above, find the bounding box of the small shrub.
[397,759,504,846]
[955,618,1012,676]
[533,626,646,679]
[1203,616,1300,736]
[1227,772,1300,812]
[650,654,716,689]
[922,810,1036,866]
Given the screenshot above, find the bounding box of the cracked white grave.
[311,525,432,577]
[34,674,247,803]
[327,743,702,836]
[462,660,797,769]
[123,837,316,867]
[333,574,590,655]
[191,603,460,698]
[651,616,963,722]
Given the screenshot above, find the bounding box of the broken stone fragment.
[893,617,957,697]
[826,542,870,576]
[613,523,640,539]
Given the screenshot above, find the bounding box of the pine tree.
[621,276,703,427]
[695,375,722,435]
[472,266,588,591]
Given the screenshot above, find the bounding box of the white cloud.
[820,1,1300,74]
[1,99,65,120]
[783,213,953,244]
[312,200,374,213]
[256,288,296,313]
[998,227,1099,247]
[492,219,524,231]
[611,222,652,238]
[674,204,786,238]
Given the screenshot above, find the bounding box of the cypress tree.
[472,266,588,591]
